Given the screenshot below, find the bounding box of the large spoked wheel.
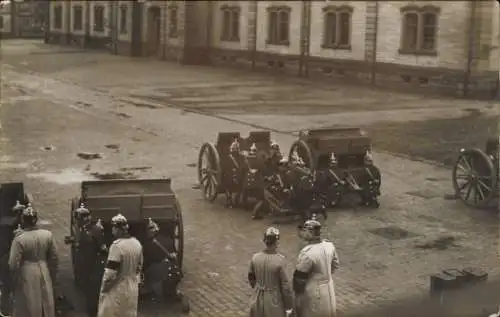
[69,197,82,288]
[288,140,315,170]
[173,199,184,269]
[452,148,497,208]
[198,143,222,202]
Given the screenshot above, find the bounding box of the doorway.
[146,6,161,57]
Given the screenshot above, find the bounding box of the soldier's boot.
[252,201,264,220]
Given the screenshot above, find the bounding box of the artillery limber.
[452,136,499,209]
[288,127,381,208]
[197,131,278,208]
[64,178,189,312]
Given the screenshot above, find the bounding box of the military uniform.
[78,223,107,317]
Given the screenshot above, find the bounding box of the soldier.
[73,204,107,317]
[248,227,293,317]
[97,214,143,317]
[294,215,339,317]
[141,218,180,299]
[226,138,245,208]
[0,201,25,317]
[8,204,59,317]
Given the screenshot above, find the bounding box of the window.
[322,5,353,49]
[54,5,62,29]
[220,5,240,42]
[400,6,439,55]
[119,5,127,34]
[168,5,178,37]
[73,5,83,31]
[0,16,3,29]
[93,5,105,32]
[267,6,290,45]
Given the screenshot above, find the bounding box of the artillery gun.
[288,127,382,208]
[64,178,189,312]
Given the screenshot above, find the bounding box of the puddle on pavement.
[28,168,96,185]
[414,235,459,250]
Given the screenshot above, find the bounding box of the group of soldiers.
[0,201,147,317]
[249,215,339,317]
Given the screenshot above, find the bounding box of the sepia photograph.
[0,0,498,317]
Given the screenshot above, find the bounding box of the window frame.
[220,5,240,42]
[266,5,291,46]
[119,4,128,34]
[0,15,4,29]
[168,4,178,38]
[72,5,83,31]
[399,5,440,56]
[321,5,353,50]
[54,5,62,30]
[93,4,105,33]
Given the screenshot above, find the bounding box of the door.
[147,6,161,56]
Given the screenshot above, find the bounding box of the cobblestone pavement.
[0,39,498,317]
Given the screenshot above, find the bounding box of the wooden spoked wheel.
[288,140,315,170]
[173,199,184,269]
[452,148,497,208]
[197,142,222,202]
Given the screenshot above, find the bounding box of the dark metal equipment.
[288,127,382,208]
[452,136,499,208]
[197,131,275,208]
[64,178,189,313]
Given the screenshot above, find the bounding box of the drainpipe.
[371,1,379,85]
[206,1,213,64]
[464,1,477,97]
[299,1,306,76]
[304,0,311,77]
[251,1,257,70]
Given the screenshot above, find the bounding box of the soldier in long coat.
[73,204,107,317]
[0,201,25,316]
[97,213,143,317]
[293,216,339,317]
[8,204,59,317]
[248,227,294,317]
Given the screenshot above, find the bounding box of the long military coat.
[97,236,143,317]
[8,227,59,317]
[295,240,339,317]
[248,251,294,317]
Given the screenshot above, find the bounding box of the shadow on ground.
[342,277,500,317]
[368,112,498,167]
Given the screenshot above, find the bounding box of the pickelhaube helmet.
[270,140,280,151]
[12,200,26,214]
[21,203,38,225]
[263,226,280,244]
[75,203,90,217]
[249,142,258,155]
[229,138,240,153]
[302,214,321,231]
[146,217,159,236]
[111,213,129,229]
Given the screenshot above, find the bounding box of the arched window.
[267,6,290,45]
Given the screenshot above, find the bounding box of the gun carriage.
[452,136,499,208]
[288,127,381,208]
[197,131,275,208]
[64,178,189,312]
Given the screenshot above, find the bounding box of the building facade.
[0,0,47,38]
[46,0,500,98]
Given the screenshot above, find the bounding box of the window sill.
[321,44,351,51]
[220,38,240,43]
[398,49,437,56]
[266,40,290,46]
[168,34,179,39]
[93,29,105,33]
